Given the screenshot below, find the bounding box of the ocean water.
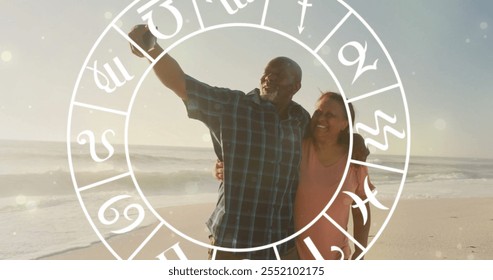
[0,140,492,259]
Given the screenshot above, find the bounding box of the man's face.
[259,58,300,106]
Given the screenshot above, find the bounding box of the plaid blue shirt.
[184,75,310,259]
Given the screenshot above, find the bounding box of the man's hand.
[213,160,224,181]
[128,24,186,100]
[129,24,157,58]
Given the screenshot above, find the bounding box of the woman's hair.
[316,92,355,146]
[351,132,370,162]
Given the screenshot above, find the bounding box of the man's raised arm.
[128,24,187,101]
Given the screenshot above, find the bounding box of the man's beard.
[260,90,278,103]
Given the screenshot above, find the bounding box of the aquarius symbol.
[98,195,145,234]
[87,57,134,94]
[77,129,115,163]
[206,0,255,15]
[355,110,406,151]
[344,176,388,225]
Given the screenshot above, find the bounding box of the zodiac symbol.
[344,176,388,225]
[205,0,255,15]
[297,0,312,34]
[138,0,183,39]
[98,195,145,234]
[87,57,134,94]
[303,237,346,260]
[156,242,189,260]
[77,129,115,163]
[303,236,324,260]
[355,110,406,151]
[330,246,345,260]
[338,41,378,84]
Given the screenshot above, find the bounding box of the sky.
[0,0,492,159]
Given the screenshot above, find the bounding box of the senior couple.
[129,25,374,260]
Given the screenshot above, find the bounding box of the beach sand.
[40,198,493,260]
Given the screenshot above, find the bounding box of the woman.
[294,92,374,260]
[214,92,375,260]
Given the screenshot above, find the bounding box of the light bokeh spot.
[434,119,447,130]
[320,45,331,55]
[202,133,212,143]
[1,50,13,62]
[16,195,27,205]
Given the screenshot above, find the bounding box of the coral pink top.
[294,138,372,260]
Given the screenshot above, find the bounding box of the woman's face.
[310,97,348,142]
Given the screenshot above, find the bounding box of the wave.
[366,155,493,185]
[0,194,78,213]
[2,140,492,197]
[133,170,219,195]
[0,168,219,198]
[411,172,469,181]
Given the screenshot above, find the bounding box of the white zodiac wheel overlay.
[67,0,410,260]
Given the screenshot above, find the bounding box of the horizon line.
[1,138,491,160]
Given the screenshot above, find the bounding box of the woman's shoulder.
[348,164,375,192]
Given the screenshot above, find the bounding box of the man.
[129,25,310,259]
